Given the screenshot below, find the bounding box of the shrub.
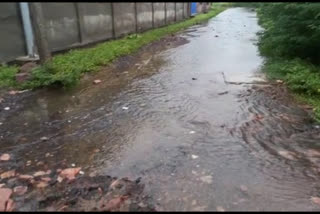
[258,3,320,64]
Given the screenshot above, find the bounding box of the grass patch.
[262,58,320,122]
[0,3,229,90]
[0,65,19,88]
[295,94,320,122]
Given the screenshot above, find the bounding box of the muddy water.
[1,8,320,211]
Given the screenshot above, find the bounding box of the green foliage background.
[256,3,320,120]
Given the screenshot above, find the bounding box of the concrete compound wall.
[153,3,165,27]
[113,3,136,38]
[77,3,113,44]
[197,2,211,14]
[197,3,202,14]
[165,3,176,24]
[41,3,80,51]
[136,3,153,32]
[0,2,200,63]
[176,3,184,21]
[183,3,189,19]
[0,3,26,62]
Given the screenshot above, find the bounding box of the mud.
[1,170,154,211]
[0,17,190,213]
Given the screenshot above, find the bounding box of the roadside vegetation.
[230,2,262,8]
[253,3,320,121]
[0,3,229,90]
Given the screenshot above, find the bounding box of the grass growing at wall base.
[0,3,229,90]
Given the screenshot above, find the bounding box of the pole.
[19,2,36,58]
[29,3,51,64]
[152,3,154,28]
[164,2,167,25]
[134,2,138,33]
[111,3,116,38]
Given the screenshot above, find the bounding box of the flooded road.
[1,8,320,211]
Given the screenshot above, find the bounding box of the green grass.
[295,94,320,122]
[262,58,320,122]
[0,3,229,90]
[0,65,19,88]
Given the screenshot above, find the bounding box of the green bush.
[256,3,320,121]
[258,3,320,64]
[286,66,320,96]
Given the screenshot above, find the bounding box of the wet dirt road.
[1,8,320,211]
